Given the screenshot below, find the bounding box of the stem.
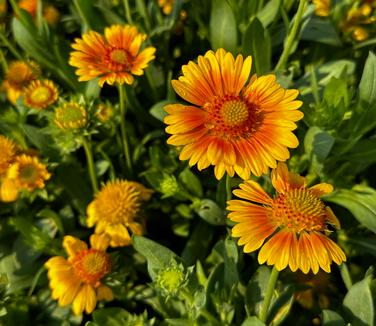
[145,68,159,101]
[0,47,8,72]
[82,136,99,193]
[0,31,23,60]
[118,84,133,175]
[225,173,232,201]
[274,0,307,71]
[181,289,218,324]
[122,0,133,24]
[259,267,279,323]
[9,0,30,27]
[73,0,91,30]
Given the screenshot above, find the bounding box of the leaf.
[245,266,271,316]
[268,286,294,326]
[304,127,335,161]
[326,185,376,234]
[210,0,237,52]
[92,308,131,325]
[242,18,271,74]
[346,139,376,163]
[256,0,281,27]
[241,316,266,326]
[322,309,345,326]
[150,100,174,122]
[193,199,226,225]
[301,17,341,46]
[179,168,203,197]
[133,236,180,280]
[343,275,374,326]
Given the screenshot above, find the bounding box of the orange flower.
[0,135,17,177]
[313,0,330,17]
[23,79,59,110]
[18,0,36,17]
[69,25,156,87]
[45,235,113,315]
[164,49,303,180]
[227,163,346,274]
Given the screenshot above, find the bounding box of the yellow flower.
[43,5,60,26]
[54,101,87,129]
[0,178,19,202]
[87,180,153,247]
[164,49,303,180]
[7,154,51,191]
[5,60,39,91]
[227,163,346,274]
[23,79,59,110]
[69,24,156,87]
[158,0,174,15]
[45,234,113,315]
[95,103,114,123]
[18,0,36,17]
[313,0,330,17]
[0,135,17,177]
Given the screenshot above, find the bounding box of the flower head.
[43,5,60,26]
[18,0,36,17]
[0,135,17,177]
[54,101,87,129]
[0,178,18,202]
[158,0,174,15]
[69,24,156,87]
[5,60,39,91]
[7,154,51,191]
[95,103,114,123]
[227,163,346,274]
[313,0,330,17]
[23,79,59,110]
[87,180,153,247]
[155,260,188,296]
[164,49,303,180]
[45,234,113,315]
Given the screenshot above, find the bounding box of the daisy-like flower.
[45,234,113,315]
[18,0,36,17]
[227,163,346,274]
[164,49,303,180]
[0,178,18,202]
[23,79,59,110]
[158,0,174,15]
[313,0,330,17]
[69,25,156,87]
[87,180,153,247]
[5,60,39,91]
[0,135,17,177]
[95,103,114,123]
[7,154,51,191]
[54,101,87,129]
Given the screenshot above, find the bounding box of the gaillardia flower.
[164,49,303,180]
[0,135,17,176]
[69,24,156,87]
[227,163,346,274]
[23,79,59,110]
[158,0,174,15]
[7,154,51,191]
[54,101,87,129]
[45,235,113,315]
[313,0,330,17]
[87,180,153,247]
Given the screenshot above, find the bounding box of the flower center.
[204,95,263,140]
[30,86,52,103]
[271,188,327,233]
[72,249,111,285]
[110,49,130,65]
[19,163,38,183]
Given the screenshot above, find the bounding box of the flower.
[23,79,59,110]
[0,135,17,177]
[155,260,188,296]
[87,180,153,247]
[164,49,303,180]
[0,178,18,202]
[43,5,60,26]
[54,101,88,129]
[69,24,156,87]
[158,0,174,15]
[313,0,330,17]
[227,163,346,274]
[7,154,51,191]
[95,103,114,123]
[45,234,113,315]
[18,0,36,17]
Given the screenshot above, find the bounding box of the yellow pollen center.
[20,164,38,183]
[221,100,249,126]
[271,188,327,233]
[110,49,129,65]
[72,249,110,285]
[30,86,51,103]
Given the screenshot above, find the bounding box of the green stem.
[0,31,23,60]
[259,267,279,323]
[145,68,159,101]
[225,173,232,201]
[118,84,133,175]
[73,0,91,30]
[8,0,30,27]
[82,136,99,193]
[122,0,133,24]
[181,289,218,324]
[274,0,307,71]
[137,0,151,31]
[0,47,8,72]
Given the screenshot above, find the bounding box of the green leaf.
[150,100,174,122]
[304,127,334,161]
[179,168,203,197]
[346,139,376,163]
[323,77,349,109]
[301,17,341,46]
[133,236,180,280]
[322,309,345,326]
[241,316,266,326]
[268,286,294,326]
[92,308,133,325]
[210,0,237,52]
[242,18,271,74]
[193,199,226,225]
[256,0,281,27]
[245,266,271,316]
[326,185,376,234]
[343,275,374,326]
